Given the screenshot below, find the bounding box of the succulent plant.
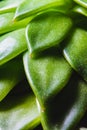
[0,0,87,130]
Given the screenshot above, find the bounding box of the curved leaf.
[0,12,34,35]
[26,12,72,57]
[74,0,87,8]
[0,93,40,130]
[73,5,87,17]
[38,73,87,130]
[0,28,27,65]
[0,0,24,14]
[64,28,87,82]
[23,51,72,106]
[14,0,73,20]
[0,57,25,101]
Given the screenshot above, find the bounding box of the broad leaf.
[0,57,25,101]
[14,0,73,20]
[38,73,87,130]
[64,28,87,82]
[23,51,72,106]
[0,92,40,130]
[26,11,72,56]
[0,28,27,65]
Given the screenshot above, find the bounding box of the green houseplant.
[0,0,87,129]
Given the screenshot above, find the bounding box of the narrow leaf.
[0,0,24,14]
[0,57,25,101]
[0,12,34,35]
[0,28,27,65]
[14,0,74,20]
[64,28,87,82]
[74,0,87,8]
[73,5,87,17]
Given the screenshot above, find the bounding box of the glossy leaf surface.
[0,12,34,35]
[0,57,25,101]
[0,93,40,130]
[73,5,87,17]
[74,0,87,8]
[23,51,72,106]
[0,0,24,14]
[64,28,87,82]
[26,12,72,56]
[39,73,87,130]
[0,28,27,65]
[14,0,73,20]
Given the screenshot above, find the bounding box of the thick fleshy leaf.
[0,57,25,101]
[0,0,24,14]
[73,5,87,17]
[23,51,72,106]
[63,28,87,82]
[26,12,72,56]
[74,0,87,8]
[0,28,27,65]
[38,73,87,130]
[14,0,73,20]
[0,93,40,130]
[0,12,34,35]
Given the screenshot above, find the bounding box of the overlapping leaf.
[0,0,24,14]
[0,12,34,35]
[0,0,87,129]
[39,73,87,130]
[64,28,87,82]
[26,11,72,57]
[0,92,40,130]
[0,28,27,65]
[14,0,74,20]
[23,51,72,106]
[0,57,25,101]
[73,5,87,17]
[74,0,87,8]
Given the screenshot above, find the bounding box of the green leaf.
[71,14,87,30]
[0,12,34,35]
[14,0,74,20]
[23,51,72,106]
[0,57,25,101]
[38,73,87,130]
[0,0,24,14]
[64,28,87,82]
[74,0,87,8]
[26,11,72,57]
[0,28,27,65]
[73,5,87,17]
[0,93,40,130]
